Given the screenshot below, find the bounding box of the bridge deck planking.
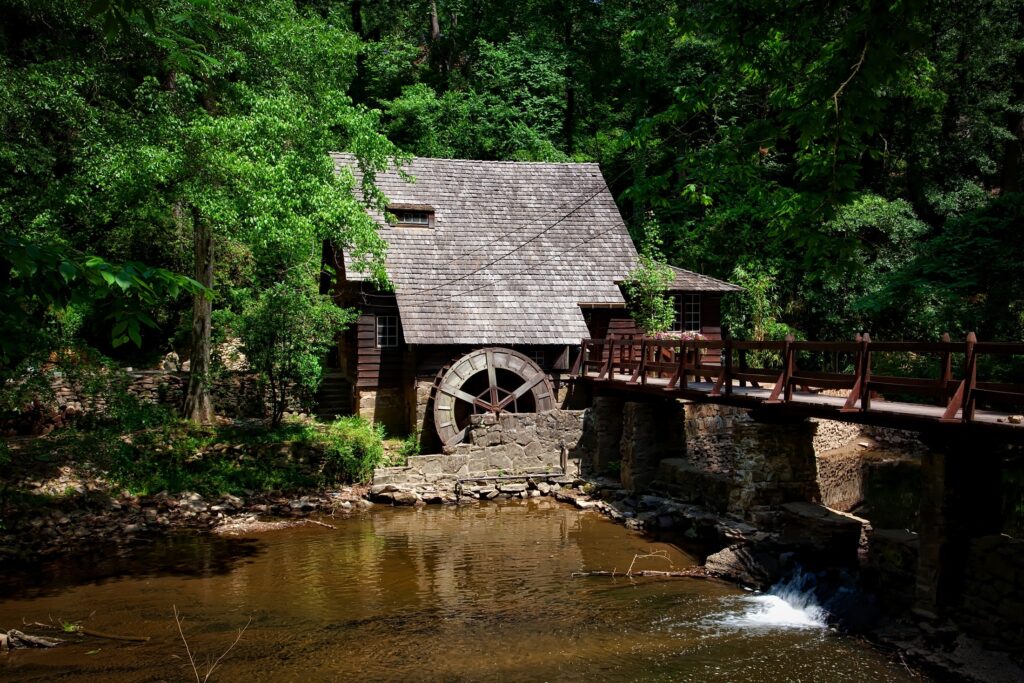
[586,372,1023,439]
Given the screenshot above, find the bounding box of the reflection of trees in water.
[0,534,264,600]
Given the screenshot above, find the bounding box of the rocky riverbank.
[0,478,371,565]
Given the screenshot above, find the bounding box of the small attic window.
[389,206,435,228]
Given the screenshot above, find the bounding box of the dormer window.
[389,204,435,228]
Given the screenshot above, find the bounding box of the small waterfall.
[713,569,829,630]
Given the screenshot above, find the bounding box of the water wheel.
[433,347,556,447]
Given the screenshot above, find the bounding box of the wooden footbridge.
[570,333,1024,442]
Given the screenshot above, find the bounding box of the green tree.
[237,282,354,426]
[1,0,402,422]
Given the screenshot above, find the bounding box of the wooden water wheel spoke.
[438,385,493,411]
[496,370,547,411]
[486,349,499,409]
[433,347,556,447]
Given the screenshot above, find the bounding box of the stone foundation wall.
[373,409,592,490]
[450,410,590,476]
[49,369,288,419]
[620,401,685,491]
[811,419,863,454]
[355,387,406,434]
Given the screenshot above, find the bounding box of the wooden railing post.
[963,332,978,423]
[631,338,647,384]
[841,333,864,412]
[767,334,794,402]
[739,348,748,388]
[724,335,733,396]
[598,340,614,380]
[938,332,952,406]
[861,333,873,412]
[783,335,796,403]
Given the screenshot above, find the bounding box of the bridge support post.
[620,400,685,492]
[914,435,1003,619]
[589,395,626,474]
[732,412,820,518]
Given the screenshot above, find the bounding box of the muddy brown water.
[0,500,922,682]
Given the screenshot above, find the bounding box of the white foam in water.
[711,571,829,630]
[718,594,828,629]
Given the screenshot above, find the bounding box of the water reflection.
[0,501,922,682]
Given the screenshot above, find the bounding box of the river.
[0,499,922,682]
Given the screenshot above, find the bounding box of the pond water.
[0,500,922,682]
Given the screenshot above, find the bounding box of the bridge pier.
[590,396,625,474]
[619,400,685,491]
[603,399,820,519]
[914,434,1004,619]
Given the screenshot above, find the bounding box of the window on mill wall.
[672,294,701,332]
[376,315,399,348]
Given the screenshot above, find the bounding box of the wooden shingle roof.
[332,154,735,345]
[664,265,743,293]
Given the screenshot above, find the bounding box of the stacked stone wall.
[648,403,819,518]
[450,410,590,477]
[48,369,296,419]
[373,409,592,491]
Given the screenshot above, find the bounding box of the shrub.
[320,416,386,484]
[236,282,355,425]
[398,429,421,460]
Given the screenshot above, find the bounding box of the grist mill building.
[325,154,740,450]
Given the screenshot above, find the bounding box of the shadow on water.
[0,533,265,600]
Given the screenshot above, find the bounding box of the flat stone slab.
[780,501,864,529]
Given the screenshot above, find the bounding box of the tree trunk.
[183,208,214,424]
[429,0,441,43]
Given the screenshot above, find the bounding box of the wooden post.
[841,333,864,412]
[680,340,689,390]
[739,348,748,388]
[767,334,794,403]
[783,335,796,403]
[938,332,952,406]
[963,332,978,423]
[724,335,733,396]
[598,340,614,380]
[861,332,873,412]
[631,338,647,384]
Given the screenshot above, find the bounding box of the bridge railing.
[571,333,1024,424]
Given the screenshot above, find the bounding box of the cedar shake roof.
[332,153,737,345]
[664,265,743,293]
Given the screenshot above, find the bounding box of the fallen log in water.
[571,566,709,579]
[3,630,64,649]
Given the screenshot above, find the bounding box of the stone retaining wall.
[373,409,591,490]
[49,369,296,419]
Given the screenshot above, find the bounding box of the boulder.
[704,544,783,589]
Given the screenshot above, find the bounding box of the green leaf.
[58,261,77,283]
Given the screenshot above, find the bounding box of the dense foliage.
[351,0,1023,343]
[1,0,1022,424]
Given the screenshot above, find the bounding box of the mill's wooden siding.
[352,295,405,390]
